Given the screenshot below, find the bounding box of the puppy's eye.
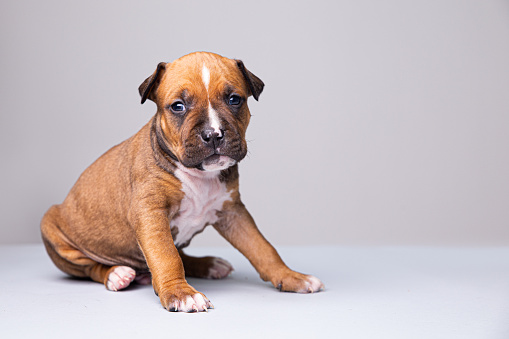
[169,101,186,114]
[228,95,242,106]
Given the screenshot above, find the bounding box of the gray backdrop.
[1,0,508,246]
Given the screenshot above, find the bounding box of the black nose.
[200,128,224,149]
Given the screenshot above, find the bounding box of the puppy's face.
[139,52,264,171]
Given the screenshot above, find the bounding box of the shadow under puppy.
[41,52,324,312]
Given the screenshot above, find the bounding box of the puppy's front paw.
[157,281,213,312]
[274,271,324,293]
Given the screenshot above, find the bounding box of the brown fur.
[41,52,322,312]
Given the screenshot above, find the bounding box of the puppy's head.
[139,52,264,172]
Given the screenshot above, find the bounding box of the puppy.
[41,52,323,312]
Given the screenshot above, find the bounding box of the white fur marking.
[201,65,210,90]
[208,103,222,136]
[171,164,232,247]
[202,64,222,135]
[178,293,209,312]
[303,275,324,293]
[106,266,136,291]
[201,155,236,172]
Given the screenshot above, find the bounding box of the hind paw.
[105,266,136,291]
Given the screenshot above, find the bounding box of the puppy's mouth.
[200,154,236,172]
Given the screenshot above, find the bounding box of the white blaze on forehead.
[208,103,222,136]
[201,64,210,90]
[201,64,222,136]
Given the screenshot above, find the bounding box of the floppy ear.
[235,60,264,101]
[139,62,167,104]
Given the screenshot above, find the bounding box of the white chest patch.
[170,164,232,247]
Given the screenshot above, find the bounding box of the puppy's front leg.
[130,206,212,312]
[214,203,324,293]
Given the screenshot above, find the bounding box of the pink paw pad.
[106,266,136,291]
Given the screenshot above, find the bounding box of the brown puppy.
[41,52,323,312]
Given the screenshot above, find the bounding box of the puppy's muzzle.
[200,128,225,150]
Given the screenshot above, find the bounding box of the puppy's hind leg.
[179,250,233,279]
[41,205,135,291]
[103,266,136,291]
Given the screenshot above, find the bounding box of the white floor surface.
[1,245,508,338]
